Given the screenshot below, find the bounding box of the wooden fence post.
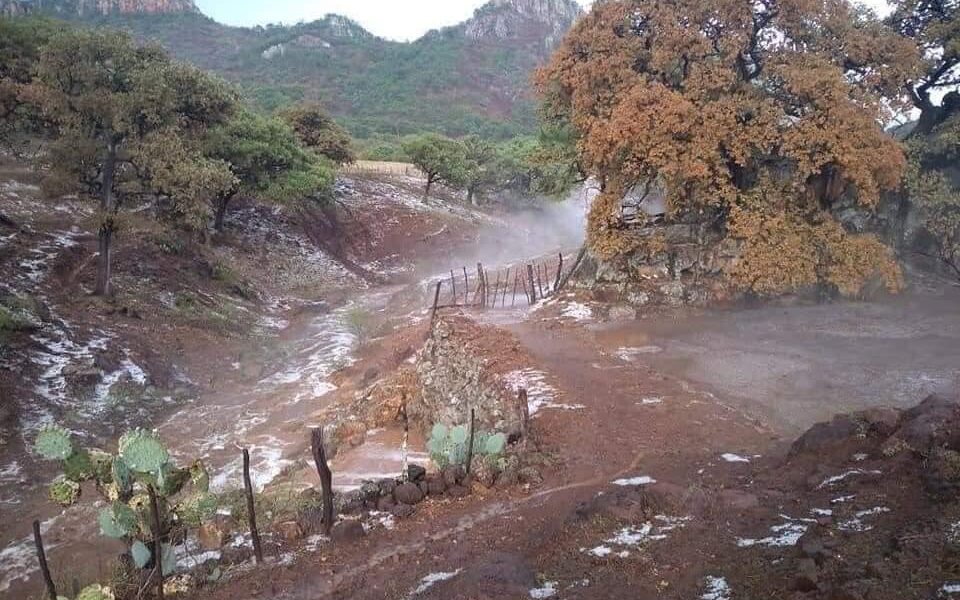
[502,268,510,307]
[526,264,537,304]
[465,408,476,475]
[517,389,530,443]
[310,428,335,535]
[146,485,166,600]
[476,263,485,307]
[490,271,502,308]
[536,264,545,299]
[512,272,519,307]
[554,253,564,292]
[450,270,457,304]
[242,449,264,564]
[33,520,57,600]
[430,281,442,323]
[463,267,469,305]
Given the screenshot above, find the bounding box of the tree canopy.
[204,110,333,231]
[279,103,356,166]
[26,28,239,295]
[402,133,468,199]
[538,0,922,297]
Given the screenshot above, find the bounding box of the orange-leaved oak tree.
[537,0,923,297]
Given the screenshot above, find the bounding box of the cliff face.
[459,0,582,49]
[0,0,199,17]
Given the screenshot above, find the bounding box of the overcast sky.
[194,0,892,42]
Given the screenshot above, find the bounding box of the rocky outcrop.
[460,0,582,49]
[1,0,199,17]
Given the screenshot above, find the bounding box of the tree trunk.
[94,143,117,297]
[94,226,113,296]
[468,186,478,206]
[424,177,433,200]
[214,194,233,233]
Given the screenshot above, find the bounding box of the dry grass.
[343,160,423,179]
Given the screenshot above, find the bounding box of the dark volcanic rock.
[394,482,425,505]
[330,519,365,543]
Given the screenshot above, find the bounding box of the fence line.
[430,252,571,312]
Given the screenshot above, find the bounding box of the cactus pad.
[63,449,95,481]
[111,457,133,496]
[118,430,169,473]
[450,425,468,445]
[484,433,507,456]
[48,476,80,506]
[99,502,138,538]
[35,425,73,461]
[130,540,152,569]
[76,584,115,600]
[189,460,210,493]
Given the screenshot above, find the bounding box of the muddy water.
[595,277,960,433]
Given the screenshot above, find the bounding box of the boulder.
[391,503,415,518]
[360,481,381,502]
[789,414,861,458]
[376,495,396,512]
[394,482,425,505]
[333,489,364,514]
[442,464,465,487]
[518,467,543,487]
[895,394,960,452]
[426,475,446,496]
[408,464,427,482]
[330,519,365,543]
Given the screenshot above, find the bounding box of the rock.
[330,519,365,543]
[377,478,397,497]
[276,521,303,543]
[447,485,470,498]
[198,516,233,550]
[856,407,900,437]
[789,414,862,458]
[360,481,381,502]
[896,394,960,452]
[442,464,465,487]
[517,466,543,487]
[394,482,424,505]
[426,475,446,496]
[418,480,429,495]
[472,458,497,488]
[391,503,415,518]
[792,558,819,592]
[333,489,364,514]
[376,495,396,512]
[407,464,427,482]
[495,467,519,489]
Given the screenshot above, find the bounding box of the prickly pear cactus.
[111,456,133,497]
[76,584,115,600]
[118,429,169,473]
[63,449,95,481]
[35,425,73,460]
[130,540,152,569]
[49,476,80,506]
[484,433,507,456]
[99,502,138,538]
[428,422,509,469]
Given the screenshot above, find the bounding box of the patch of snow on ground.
[529,581,558,598]
[852,453,869,462]
[701,576,732,600]
[831,494,856,504]
[811,508,833,517]
[0,516,62,593]
[174,538,221,570]
[736,516,808,548]
[410,569,463,596]
[561,301,592,321]
[583,516,689,559]
[838,507,891,532]
[721,453,750,463]
[612,476,656,486]
[942,583,960,595]
[503,368,584,414]
[639,396,663,405]
[818,469,882,488]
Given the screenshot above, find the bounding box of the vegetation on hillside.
[537,0,925,297]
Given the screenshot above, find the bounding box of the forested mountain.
[1,0,583,139]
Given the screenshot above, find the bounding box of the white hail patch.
[503,368,584,414]
[639,396,663,405]
[612,475,656,486]
[942,583,960,595]
[582,516,690,559]
[831,494,856,504]
[837,507,891,532]
[615,346,663,362]
[721,453,750,463]
[410,570,462,596]
[701,576,732,600]
[560,301,593,321]
[529,581,558,598]
[736,516,808,548]
[817,469,882,489]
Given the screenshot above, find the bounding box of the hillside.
[2,0,583,139]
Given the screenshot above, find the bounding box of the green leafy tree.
[204,110,333,232]
[279,103,356,165]
[28,29,238,296]
[0,16,63,155]
[402,133,467,199]
[459,135,500,205]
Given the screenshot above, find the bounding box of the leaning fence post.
[536,264,545,299]
[554,253,564,293]
[310,428,335,535]
[502,267,510,307]
[512,272,519,307]
[146,485,166,600]
[430,281,442,323]
[490,271,502,309]
[242,449,264,564]
[526,264,537,304]
[476,263,485,307]
[450,270,457,304]
[463,267,469,305]
[465,408,476,475]
[33,520,57,600]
